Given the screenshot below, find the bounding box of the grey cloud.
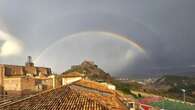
[0,0,194,76]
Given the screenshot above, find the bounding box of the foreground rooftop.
[0,85,109,110]
[0,79,130,110]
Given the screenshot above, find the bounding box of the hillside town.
[1,0,195,110]
[0,56,158,110]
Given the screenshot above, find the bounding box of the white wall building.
[62,72,84,85]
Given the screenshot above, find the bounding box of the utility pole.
[181,89,186,103]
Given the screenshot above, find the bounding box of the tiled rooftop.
[0,86,109,110]
[71,85,127,110]
[74,80,114,94]
[72,80,128,110]
[0,80,131,110]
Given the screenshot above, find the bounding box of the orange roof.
[62,72,84,78]
[0,80,130,110]
[74,80,114,94]
[71,85,128,110]
[1,86,109,110]
[73,80,131,110]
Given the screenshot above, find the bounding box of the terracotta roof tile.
[0,86,109,110]
[74,80,114,94]
[71,85,128,110]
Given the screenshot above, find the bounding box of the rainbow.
[35,31,146,62]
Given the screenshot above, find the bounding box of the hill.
[154,75,195,92]
[147,75,195,102]
[62,60,112,82]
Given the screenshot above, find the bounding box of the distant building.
[0,56,54,96]
[62,72,84,85]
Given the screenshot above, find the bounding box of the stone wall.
[4,77,37,96]
[21,77,36,95]
[4,77,22,96]
[24,66,37,76]
[0,65,5,94]
[0,63,53,96]
[55,76,62,88]
[41,78,53,90]
[4,65,24,76]
[0,64,52,77]
[37,67,52,77]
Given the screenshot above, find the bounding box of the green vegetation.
[152,75,195,103]
[150,100,195,110]
[112,80,131,94]
[111,80,139,98]
[156,75,195,91]
[112,79,195,109]
[64,66,84,74]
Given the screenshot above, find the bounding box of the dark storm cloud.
[0,0,195,75]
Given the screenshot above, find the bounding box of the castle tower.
[25,56,34,67]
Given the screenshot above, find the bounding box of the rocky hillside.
[142,75,195,102]
[63,60,112,82]
[153,75,195,92]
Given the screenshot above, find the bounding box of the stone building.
[0,56,54,96]
[0,56,52,77]
[4,76,36,96]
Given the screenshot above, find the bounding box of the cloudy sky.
[0,0,195,76]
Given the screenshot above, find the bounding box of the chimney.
[25,56,34,67]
